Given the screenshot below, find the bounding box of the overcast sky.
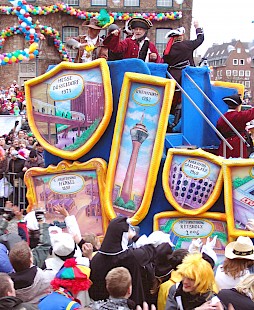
[191,0,254,56]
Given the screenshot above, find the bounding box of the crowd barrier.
[0,172,26,210]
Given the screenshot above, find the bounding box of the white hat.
[246,120,254,131]
[165,26,185,38]
[225,236,254,260]
[52,232,76,257]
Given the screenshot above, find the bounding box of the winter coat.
[216,108,254,158]
[10,265,55,305]
[91,297,133,310]
[217,288,254,310]
[0,243,13,273]
[0,296,38,310]
[165,282,217,310]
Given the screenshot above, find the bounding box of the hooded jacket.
[89,216,155,306]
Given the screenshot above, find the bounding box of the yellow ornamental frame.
[212,81,244,99]
[223,158,254,239]
[25,59,113,160]
[163,148,224,215]
[24,158,108,234]
[153,211,232,242]
[104,72,176,225]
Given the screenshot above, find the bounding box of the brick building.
[0,0,193,86]
[204,40,254,103]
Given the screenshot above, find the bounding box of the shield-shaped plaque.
[25,59,112,160]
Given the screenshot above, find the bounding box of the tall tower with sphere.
[121,114,149,203]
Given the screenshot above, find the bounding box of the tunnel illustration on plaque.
[163,148,224,215]
[24,159,108,237]
[25,59,113,160]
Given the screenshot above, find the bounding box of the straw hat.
[224,236,254,260]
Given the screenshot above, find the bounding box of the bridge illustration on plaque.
[25,59,112,160]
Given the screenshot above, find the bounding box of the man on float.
[103,17,161,63]
[163,20,204,132]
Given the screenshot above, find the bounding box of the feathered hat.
[82,9,114,29]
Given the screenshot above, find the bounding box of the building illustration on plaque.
[29,67,104,151]
[32,170,103,236]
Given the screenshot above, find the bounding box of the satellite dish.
[227,45,236,53]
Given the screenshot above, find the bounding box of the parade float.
[1,1,254,265]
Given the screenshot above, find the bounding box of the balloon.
[29,43,38,54]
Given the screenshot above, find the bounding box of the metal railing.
[167,71,248,158]
[0,172,26,210]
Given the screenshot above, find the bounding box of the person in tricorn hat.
[163,20,204,132]
[66,9,113,63]
[103,17,161,63]
[216,93,254,158]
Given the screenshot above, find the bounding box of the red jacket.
[103,34,161,63]
[216,108,254,158]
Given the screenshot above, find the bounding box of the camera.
[2,209,15,221]
[35,210,46,222]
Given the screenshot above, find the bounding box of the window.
[124,0,139,6]
[239,59,245,65]
[64,0,79,5]
[239,70,244,77]
[156,29,168,55]
[157,0,173,7]
[233,59,238,65]
[216,51,220,55]
[233,70,238,76]
[220,70,223,76]
[237,48,241,53]
[245,70,250,77]
[221,49,225,54]
[62,26,79,60]
[245,81,250,88]
[226,70,231,76]
[91,0,107,5]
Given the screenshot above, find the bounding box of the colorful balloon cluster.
[0,0,182,66]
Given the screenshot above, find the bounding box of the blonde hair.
[235,274,254,301]
[177,253,215,294]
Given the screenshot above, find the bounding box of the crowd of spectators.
[0,81,45,208]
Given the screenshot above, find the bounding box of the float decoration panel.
[223,158,254,238]
[25,59,112,160]
[163,148,223,215]
[154,211,230,267]
[104,72,176,225]
[24,159,108,237]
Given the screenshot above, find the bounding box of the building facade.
[204,40,254,104]
[0,0,193,86]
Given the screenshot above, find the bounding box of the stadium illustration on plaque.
[163,148,224,215]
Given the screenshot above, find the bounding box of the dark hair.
[0,273,12,298]
[9,241,31,272]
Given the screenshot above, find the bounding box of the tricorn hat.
[224,236,254,260]
[127,17,153,31]
[222,94,242,107]
[165,26,185,38]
